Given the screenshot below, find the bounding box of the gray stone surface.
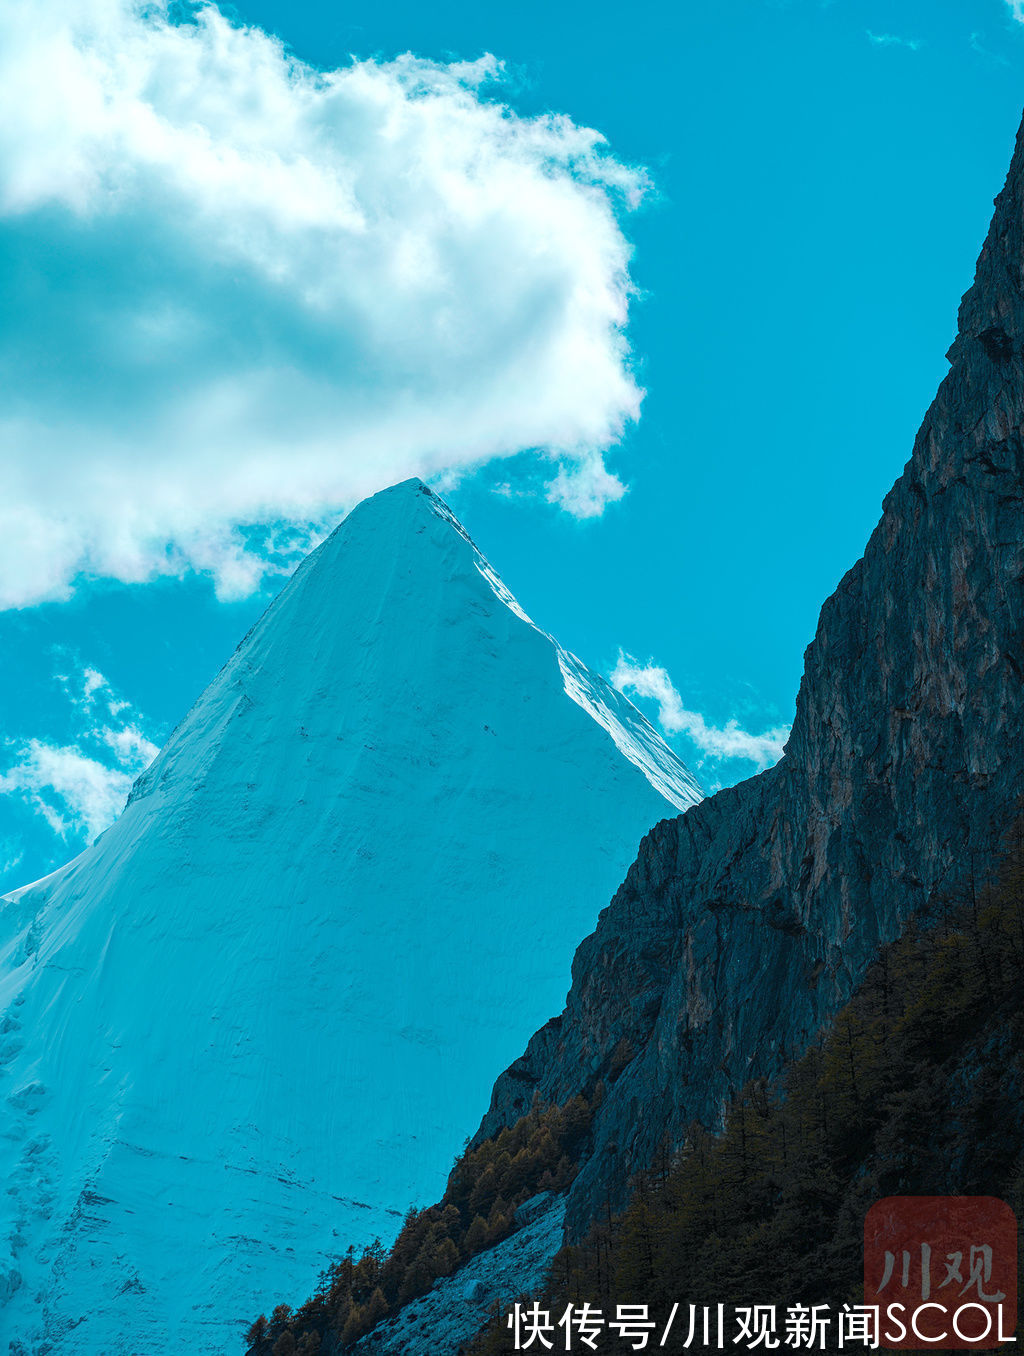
[474,111,1024,1241]
[513,1192,555,1228]
[354,1196,566,1356]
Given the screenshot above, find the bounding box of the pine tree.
[467,1163,497,1215]
[245,1315,271,1354]
[364,1286,388,1331]
[340,1304,365,1348]
[464,1213,489,1256]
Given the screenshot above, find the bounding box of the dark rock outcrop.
[475,111,1024,1239]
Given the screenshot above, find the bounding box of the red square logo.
[864,1196,1017,1349]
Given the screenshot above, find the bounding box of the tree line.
[466,817,1024,1353]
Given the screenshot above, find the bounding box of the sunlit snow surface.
[0,480,700,1354]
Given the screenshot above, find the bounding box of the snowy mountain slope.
[0,480,700,1355]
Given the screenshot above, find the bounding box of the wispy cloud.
[1006,1,1024,22]
[866,30,923,51]
[0,665,158,842]
[970,30,1010,63]
[0,840,23,879]
[610,653,790,771]
[0,0,650,609]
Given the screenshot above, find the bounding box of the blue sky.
[2,0,1023,893]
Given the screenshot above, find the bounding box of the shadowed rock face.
[476,110,1024,1239]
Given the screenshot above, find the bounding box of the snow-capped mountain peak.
[0,479,700,1353]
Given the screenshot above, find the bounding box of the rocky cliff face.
[476,111,1024,1238]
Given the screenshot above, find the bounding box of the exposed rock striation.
[476,111,1024,1239]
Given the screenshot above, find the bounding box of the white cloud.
[0,665,159,842]
[1007,1,1024,22]
[866,31,922,51]
[0,742,135,841]
[546,455,628,518]
[610,653,790,771]
[0,0,649,608]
